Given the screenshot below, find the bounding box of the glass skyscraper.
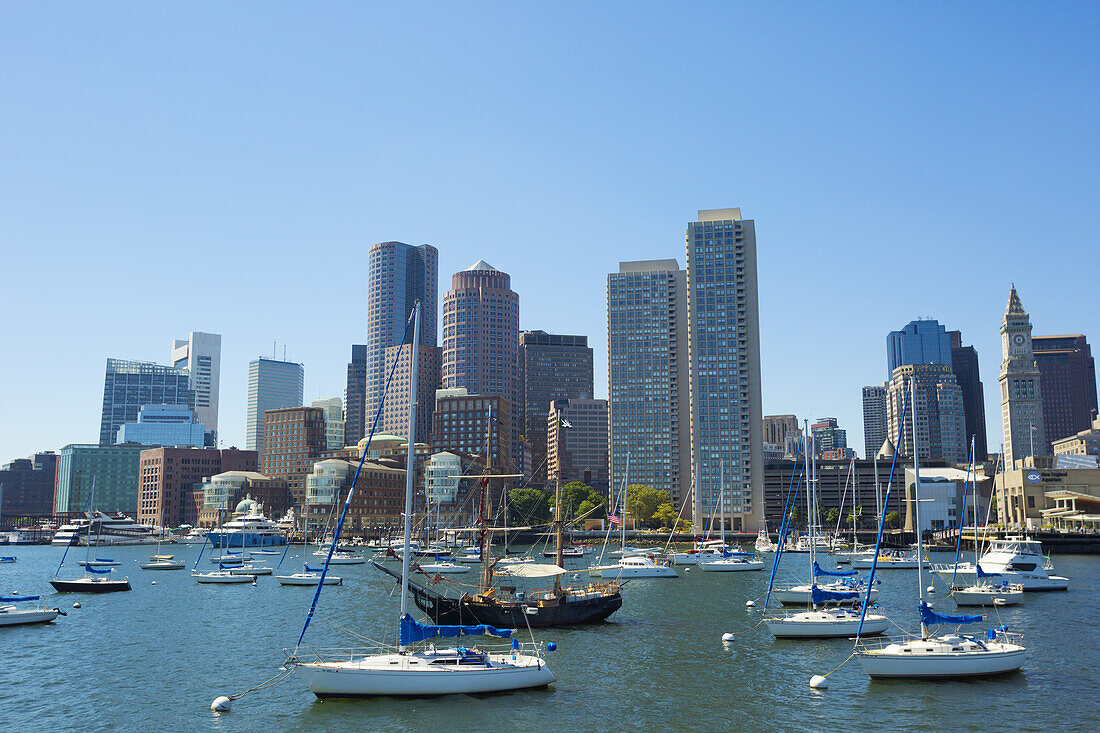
[245,357,305,453]
[99,359,194,446]
[887,319,953,375]
[685,209,762,530]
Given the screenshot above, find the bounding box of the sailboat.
[593,454,677,579]
[50,479,132,593]
[290,301,556,696]
[141,508,185,570]
[698,462,764,572]
[0,594,63,626]
[854,378,1025,678]
[274,531,343,586]
[765,428,887,638]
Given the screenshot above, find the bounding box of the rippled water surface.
[1,545,1097,732]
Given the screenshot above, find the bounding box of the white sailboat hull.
[140,561,186,570]
[0,608,60,626]
[933,566,1068,592]
[773,585,877,606]
[766,611,888,638]
[193,572,256,584]
[595,565,678,578]
[295,652,555,696]
[277,573,343,586]
[952,586,1024,606]
[697,558,765,572]
[857,643,1025,678]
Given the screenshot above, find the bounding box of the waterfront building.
[822,448,856,461]
[999,287,1048,467]
[862,386,888,460]
[136,447,257,528]
[762,443,784,462]
[379,344,442,445]
[311,397,346,451]
[198,471,291,528]
[259,406,326,504]
[998,462,1100,529]
[686,208,763,530]
[245,357,305,453]
[783,429,803,458]
[810,418,848,457]
[54,443,145,514]
[303,458,406,536]
[519,331,594,486]
[763,415,798,448]
[344,344,368,446]
[1033,334,1098,443]
[115,404,206,448]
[886,363,967,462]
[99,358,194,446]
[430,389,511,469]
[608,259,690,506]
[364,242,439,442]
[441,260,520,456]
[1052,417,1100,460]
[887,319,953,374]
[170,331,222,436]
[547,398,609,495]
[0,452,58,519]
[902,467,993,532]
[948,330,989,460]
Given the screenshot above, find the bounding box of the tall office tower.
[999,287,1048,467]
[441,260,520,462]
[547,398,609,494]
[364,242,438,439]
[763,415,798,447]
[430,390,511,468]
[311,397,346,451]
[344,344,368,446]
[887,319,953,374]
[686,209,763,531]
[99,359,194,446]
[947,330,989,460]
[1033,335,1098,442]
[170,331,222,436]
[886,363,967,462]
[115,404,206,447]
[519,331,594,485]
[0,452,59,518]
[260,406,326,504]
[862,386,888,459]
[245,357,305,454]
[55,444,146,514]
[608,260,690,507]
[810,418,848,456]
[379,343,442,445]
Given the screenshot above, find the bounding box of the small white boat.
[210,554,249,564]
[857,630,1025,678]
[952,583,1024,606]
[773,582,878,606]
[0,595,63,626]
[77,559,121,568]
[313,551,366,565]
[766,607,888,638]
[251,549,282,556]
[852,550,929,570]
[277,572,343,586]
[193,571,256,584]
[415,561,470,574]
[140,559,186,570]
[609,546,663,557]
[594,555,677,578]
[456,549,482,563]
[754,530,776,553]
[229,565,273,575]
[697,553,766,572]
[932,535,1069,591]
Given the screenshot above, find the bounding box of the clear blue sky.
[2,3,1098,460]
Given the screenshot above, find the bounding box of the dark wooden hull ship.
[372,561,622,628]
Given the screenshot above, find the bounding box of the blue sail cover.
[399,613,512,646]
[85,565,113,574]
[721,549,752,558]
[813,561,857,577]
[976,564,1000,578]
[0,595,40,602]
[812,586,860,603]
[304,564,323,572]
[919,601,982,626]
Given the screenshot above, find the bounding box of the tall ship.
[205,497,288,548]
[52,512,159,546]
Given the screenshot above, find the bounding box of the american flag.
[607,512,620,525]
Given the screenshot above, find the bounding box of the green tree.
[652,502,678,529]
[825,508,840,526]
[508,487,551,524]
[560,481,601,519]
[847,506,863,528]
[625,484,670,529]
[576,498,604,522]
[884,510,901,529]
[787,506,801,528]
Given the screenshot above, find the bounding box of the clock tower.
[999,285,1047,469]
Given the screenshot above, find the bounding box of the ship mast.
[553,477,564,594]
[479,402,494,593]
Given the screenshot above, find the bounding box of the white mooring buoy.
[211,696,232,712]
[745,600,755,608]
[151,581,157,585]
[926,585,935,594]
[809,675,828,689]
[721,632,735,642]
[73,602,81,609]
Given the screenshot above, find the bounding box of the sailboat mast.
[804,420,814,594]
[553,478,564,593]
[398,302,421,630]
[719,460,725,546]
[970,435,979,569]
[479,402,494,592]
[909,377,928,638]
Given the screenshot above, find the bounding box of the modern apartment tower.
[1033,335,1098,443]
[245,357,305,454]
[886,363,967,462]
[763,415,798,447]
[441,260,520,461]
[260,406,326,503]
[344,344,368,446]
[99,359,194,446]
[519,331,594,485]
[947,330,989,460]
[364,242,438,442]
[547,398,609,494]
[861,386,888,460]
[379,343,442,445]
[608,259,690,506]
[999,286,1048,467]
[311,397,346,451]
[170,331,222,436]
[810,418,848,457]
[685,209,763,531]
[887,319,953,373]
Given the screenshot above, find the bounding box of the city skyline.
[3,4,1099,462]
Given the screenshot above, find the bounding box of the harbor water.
[1,545,1097,732]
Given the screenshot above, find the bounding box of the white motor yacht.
[52,512,160,546]
[594,555,678,578]
[0,595,63,626]
[933,536,1068,591]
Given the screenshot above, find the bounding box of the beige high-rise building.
[999,286,1048,468]
[686,209,763,531]
[763,415,798,447]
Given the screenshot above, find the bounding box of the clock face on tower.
[1014,335,1025,345]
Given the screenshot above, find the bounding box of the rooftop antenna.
[273,340,276,359]
[283,345,287,361]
